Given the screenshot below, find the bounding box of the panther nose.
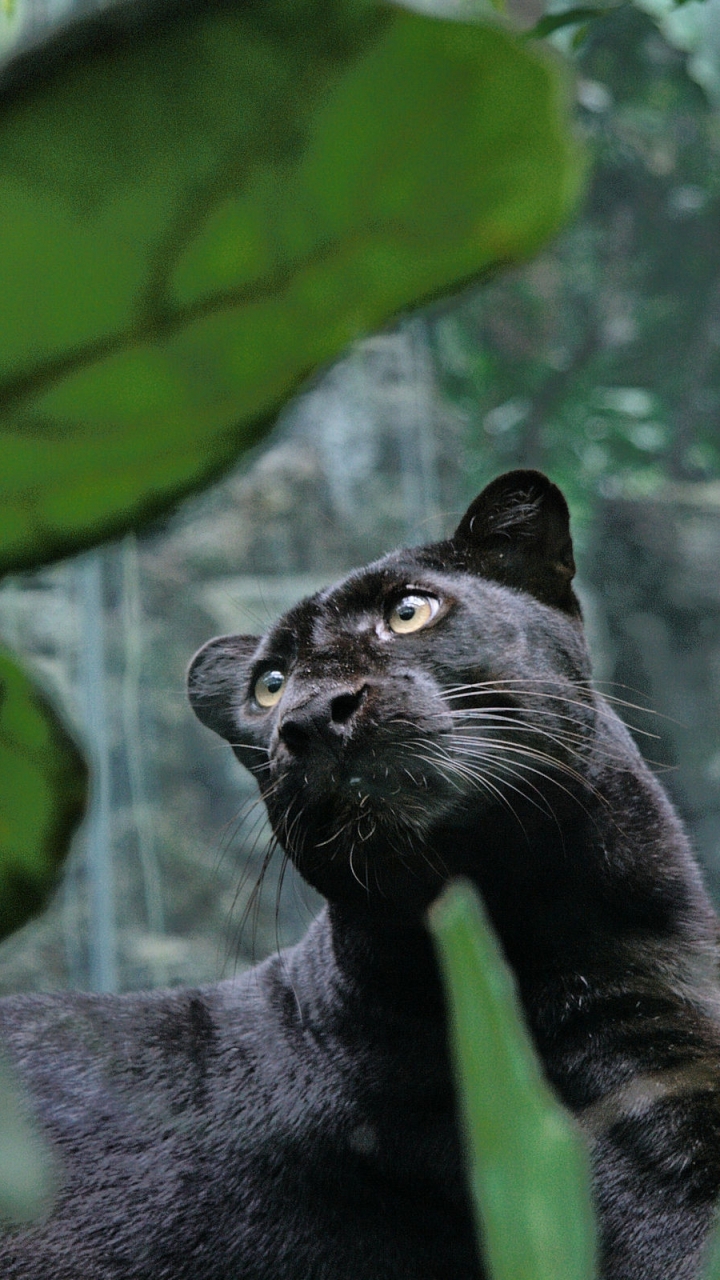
[279,685,367,754]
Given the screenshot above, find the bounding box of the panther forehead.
[315,553,430,612]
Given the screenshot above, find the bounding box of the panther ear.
[187,634,260,741]
[452,470,579,615]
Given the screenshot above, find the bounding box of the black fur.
[2,469,720,1279]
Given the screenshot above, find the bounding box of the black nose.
[279,685,367,754]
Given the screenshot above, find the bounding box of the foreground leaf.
[701,1212,720,1280]
[0,647,87,941]
[428,879,597,1280]
[0,1055,57,1222]
[0,0,583,575]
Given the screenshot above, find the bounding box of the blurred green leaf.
[0,0,583,576]
[0,1054,58,1222]
[701,1213,720,1279]
[0,647,86,941]
[0,649,83,1220]
[429,879,597,1280]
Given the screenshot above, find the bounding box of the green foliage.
[429,880,597,1280]
[0,647,86,943]
[0,0,583,577]
[433,3,720,531]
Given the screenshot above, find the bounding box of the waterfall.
[76,554,117,992]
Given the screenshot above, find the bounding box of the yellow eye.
[254,669,285,708]
[388,594,438,635]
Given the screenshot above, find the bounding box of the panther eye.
[388,594,439,635]
[254,669,285,708]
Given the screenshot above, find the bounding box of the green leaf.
[0,647,87,941]
[0,649,84,1221]
[428,879,597,1280]
[0,0,584,576]
[0,1054,58,1223]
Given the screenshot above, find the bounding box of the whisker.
[420,740,565,824]
[226,831,280,972]
[413,739,528,814]
[445,709,599,759]
[415,746,533,842]
[348,844,370,896]
[451,736,609,807]
[315,818,354,851]
[449,743,598,827]
[440,679,664,738]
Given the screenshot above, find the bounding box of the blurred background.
[2,0,720,993]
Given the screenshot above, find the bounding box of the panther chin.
[264,761,458,910]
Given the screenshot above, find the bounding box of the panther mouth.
[340,759,437,801]
[263,744,459,889]
[271,739,453,816]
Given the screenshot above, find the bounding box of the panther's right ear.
[187,634,260,742]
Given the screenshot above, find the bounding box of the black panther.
[2,470,720,1279]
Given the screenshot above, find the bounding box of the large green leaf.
[0,0,583,575]
[0,647,87,941]
[428,879,597,1280]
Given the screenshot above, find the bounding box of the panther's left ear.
[452,469,580,616]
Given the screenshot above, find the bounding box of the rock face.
[586,483,720,896]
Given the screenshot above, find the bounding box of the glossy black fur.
[3,470,720,1279]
